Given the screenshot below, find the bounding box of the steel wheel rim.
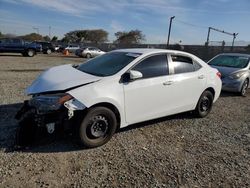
[28,51,33,56]
[89,115,109,138]
[200,96,211,112]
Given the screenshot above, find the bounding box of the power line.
[174,19,208,29]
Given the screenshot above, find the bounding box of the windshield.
[208,55,249,68]
[78,52,141,76]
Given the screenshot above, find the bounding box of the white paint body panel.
[26,64,100,95]
[27,49,222,128]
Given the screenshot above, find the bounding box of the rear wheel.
[86,53,91,59]
[26,49,35,57]
[240,79,249,96]
[195,90,214,118]
[79,107,117,148]
[46,49,52,54]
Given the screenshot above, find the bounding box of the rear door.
[11,39,23,52]
[2,39,12,52]
[167,54,207,110]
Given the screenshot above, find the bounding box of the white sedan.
[75,47,105,58]
[16,49,222,148]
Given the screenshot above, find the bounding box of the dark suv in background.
[34,41,55,54]
[0,38,42,57]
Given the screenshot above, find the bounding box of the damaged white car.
[16,49,222,148]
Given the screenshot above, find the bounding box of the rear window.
[171,55,200,74]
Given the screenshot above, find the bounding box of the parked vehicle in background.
[54,45,61,52]
[16,49,221,148]
[75,47,105,58]
[34,41,55,54]
[208,53,250,96]
[65,45,80,53]
[0,38,41,57]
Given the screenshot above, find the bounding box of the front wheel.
[240,79,249,96]
[194,90,214,118]
[79,107,117,148]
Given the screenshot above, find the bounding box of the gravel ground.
[0,53,249,187]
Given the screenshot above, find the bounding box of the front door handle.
[163,81,174,86]
[198,75,205,79]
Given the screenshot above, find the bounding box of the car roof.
[218,53,250,57]
[113,48,190,56]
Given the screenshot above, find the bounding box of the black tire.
[79,107,117,148]
[26,49,35,57]
[86,53,91,59]
[46,49,52,54]
[194,90,214,118]
[240,79,249,97]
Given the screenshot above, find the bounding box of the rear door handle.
[198,75,205,79]
[163,81,174,86]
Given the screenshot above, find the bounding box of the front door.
[123,54,176,124]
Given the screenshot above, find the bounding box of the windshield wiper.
[80,69,106,77]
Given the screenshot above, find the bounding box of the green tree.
[51,36,58,42]
[62,29,108,43]
[0,31,3,38]
[43,35,50,41]
[20,33,43,41]
[114,30,145,44]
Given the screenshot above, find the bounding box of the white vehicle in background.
[65,45,80,53]
[75,47,105,58]
[16,49,222,148]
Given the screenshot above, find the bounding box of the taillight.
[216,72,221,78]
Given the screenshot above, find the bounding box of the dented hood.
[26,64,100,95]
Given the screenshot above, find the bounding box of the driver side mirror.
[121,70,143,83]
[129,70,143,80]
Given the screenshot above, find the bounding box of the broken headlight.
[29,94,73,111]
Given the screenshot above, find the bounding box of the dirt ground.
[0,53,249,187]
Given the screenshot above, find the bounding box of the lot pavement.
[0,53,249,187]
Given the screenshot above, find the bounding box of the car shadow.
[0,102,194,153]
[220,91,241,98]
[43,54,82,59]
[0,54,23,57]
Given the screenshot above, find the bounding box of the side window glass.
[171,55,195,74]
[193,61,202,71]
[133,54,168,79]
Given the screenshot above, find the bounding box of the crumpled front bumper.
[15,97,86,134]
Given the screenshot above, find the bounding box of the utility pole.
[206,27,211,46]
[49,26,51,39]
[167,16,175,47]
[206,26,238,49]
[231,33,238,51]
